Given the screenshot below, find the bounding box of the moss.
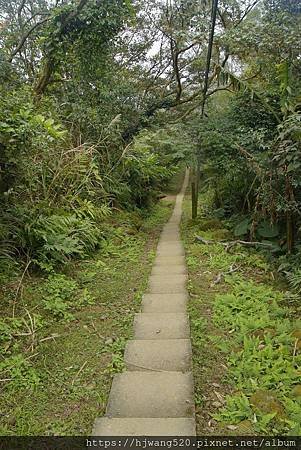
[235,419,255,435]
[250,390,285,418]
[197,218,224,231]
[212,228,232,240]
[252,328,276,340]
[291,385,301,399]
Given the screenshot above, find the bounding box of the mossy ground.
[181,190,301,436]
[0,175,184,436]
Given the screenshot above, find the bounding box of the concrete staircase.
[93,169,195,436]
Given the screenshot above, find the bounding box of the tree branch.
[235,0,260,28]
[195,235,274,250]
[8,17,49,62]
[35,0,89,95]
[17,0,27,27]
[206,85,234,97]
[170,39,182,102]
[201,0,219,117]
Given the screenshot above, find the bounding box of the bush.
[0,88,183,270]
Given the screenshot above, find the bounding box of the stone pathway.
[93,169,195,436]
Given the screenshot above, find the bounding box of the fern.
[286,269,301,293]
[32,214,102,263]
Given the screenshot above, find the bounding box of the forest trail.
[93,169,196,436]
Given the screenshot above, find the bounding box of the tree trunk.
[34,0,89,96]
[196,154,201,201]
[192,180,197,219]
[34,58,55,96]
[285,174,295,254]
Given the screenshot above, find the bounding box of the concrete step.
[162,225,179,231]
[157,244,184,257]
[160,228,179,234]
[93,417,196,436]
[162,223,179,228]
[151,264,187,275]
[106,371,195,418]
[156,238,181,244]
[151,265,187,275]
[147,274,186,294]
[134,312,190,339]
[161,231,180,237]
[149,273,187,282]
[158,236,181,243]
[142,293,188,313]
[156,250,184,258]
[157,241,183,249]
[154,255,185,265]
[124,339,192,372]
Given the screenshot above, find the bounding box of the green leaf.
[44,118,55,127]
[257,221,279,238]
[287,162,301,172]
[234,218,250,236]
[33,114,45,123]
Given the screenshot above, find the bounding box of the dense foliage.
[188,0,301,269]
[0,0,301,437]
[0,0,195,274]
[2,0,299,272]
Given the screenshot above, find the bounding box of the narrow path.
[93,169,195,436]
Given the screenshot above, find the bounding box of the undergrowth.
[182,191,301,436]
[0,197,174,435]
[212,278,301,435]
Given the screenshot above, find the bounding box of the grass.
[181,190,301,436]
[0,195,176,435]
